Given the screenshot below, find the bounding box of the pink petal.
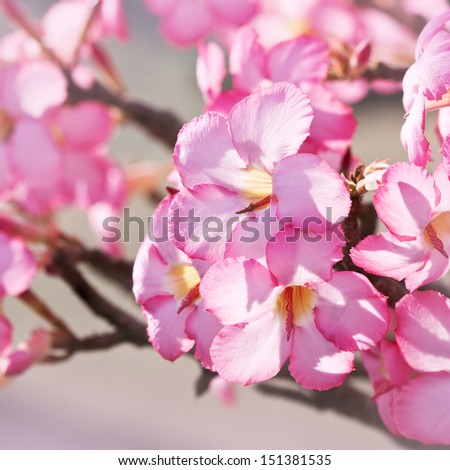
[289,321,354,390]
[2,329,50,376]
[225,209,275,265]
[185,301,222,370]
[374,162,439,237]
[200,256,279,325]
[417,31,450,102]
[0,315,12,355]
[437,107,450,144]
[211,313,290,385]
[16,61,67,118]
[0,144,15,197]
[207,89,247,116]
[196,42,226,103]
[362,339,414,396]
[100,0,129,40]
[160,0,213,46]
[229,26,267,93]
[267,35,329,84]
[10,120,62,190]
[133,240,169,305]
[174,112,246,191]
[351,232,429,282]
[375,392,400,436]
[144,0,176,15]
[209,0,257,25]
[229,82,313,171]
[272,153,351,229]
[305,84,357,154]
[314,272,389,352]
[143,295,195,362]
[149,195,191,266]
[396,290,450,373]
[404,248,450,291]
[55,102,113,149]
[0,232,36,297]
[393,373,450,445]
[401,94,431,167]
[42,1,94,63]
[209,376,236,407]
[169,185,244,262]
[266,225,345,287]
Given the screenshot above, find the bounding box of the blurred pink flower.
[0,314,50,386]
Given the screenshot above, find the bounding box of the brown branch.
[50,247,148,345]
[67,78,183,149]
[19,290,77,340]
[362,63,409,83]
[78,248,134,291]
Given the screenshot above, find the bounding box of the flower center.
[0,108,15,142]
[275,285,315,338]
[424,211,450,258]
[164,264,201,300]
[241,167,273,201]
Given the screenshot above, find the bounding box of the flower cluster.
[134,4,450,445]
[134,82,390,391]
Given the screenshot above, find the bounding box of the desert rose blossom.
[0,314,50,386]
[143,0,258,47]
[401,11,450,166]
[197,27,357,157]
[351,162,450,291]
[170,82,351,261]
[250,0,416,102]
[363,290,450,444]
[200,226,389,389]
[133,196,221,367]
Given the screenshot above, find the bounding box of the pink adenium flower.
[198,27,357,157]
[401,11,450,166]
[363,290,450,444]
[351,162,450,291]
[133,196,221,367]
[0,314,50,386]
[200,227,389,389]
[170,82,351,261]
[144,0,258,47]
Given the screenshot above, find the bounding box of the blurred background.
[0,0,444,450]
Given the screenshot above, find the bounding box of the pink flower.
[0,61,67,200]
[351,162,450,291]
[200,227,389,389]
[0,231,36,298]
[401,11,450,166]
[144,0,258,47]
[133,196,221,367]
[200,27,357,157]
[170,82,351,261]
[0,314,50,386]
[363,290,450,445]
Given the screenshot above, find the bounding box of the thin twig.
[50,247,147,344]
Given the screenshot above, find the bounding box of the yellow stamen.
[164,264,201,300]
[424,211,450,257]
[275,285,315,328]
[240,167,273,202]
